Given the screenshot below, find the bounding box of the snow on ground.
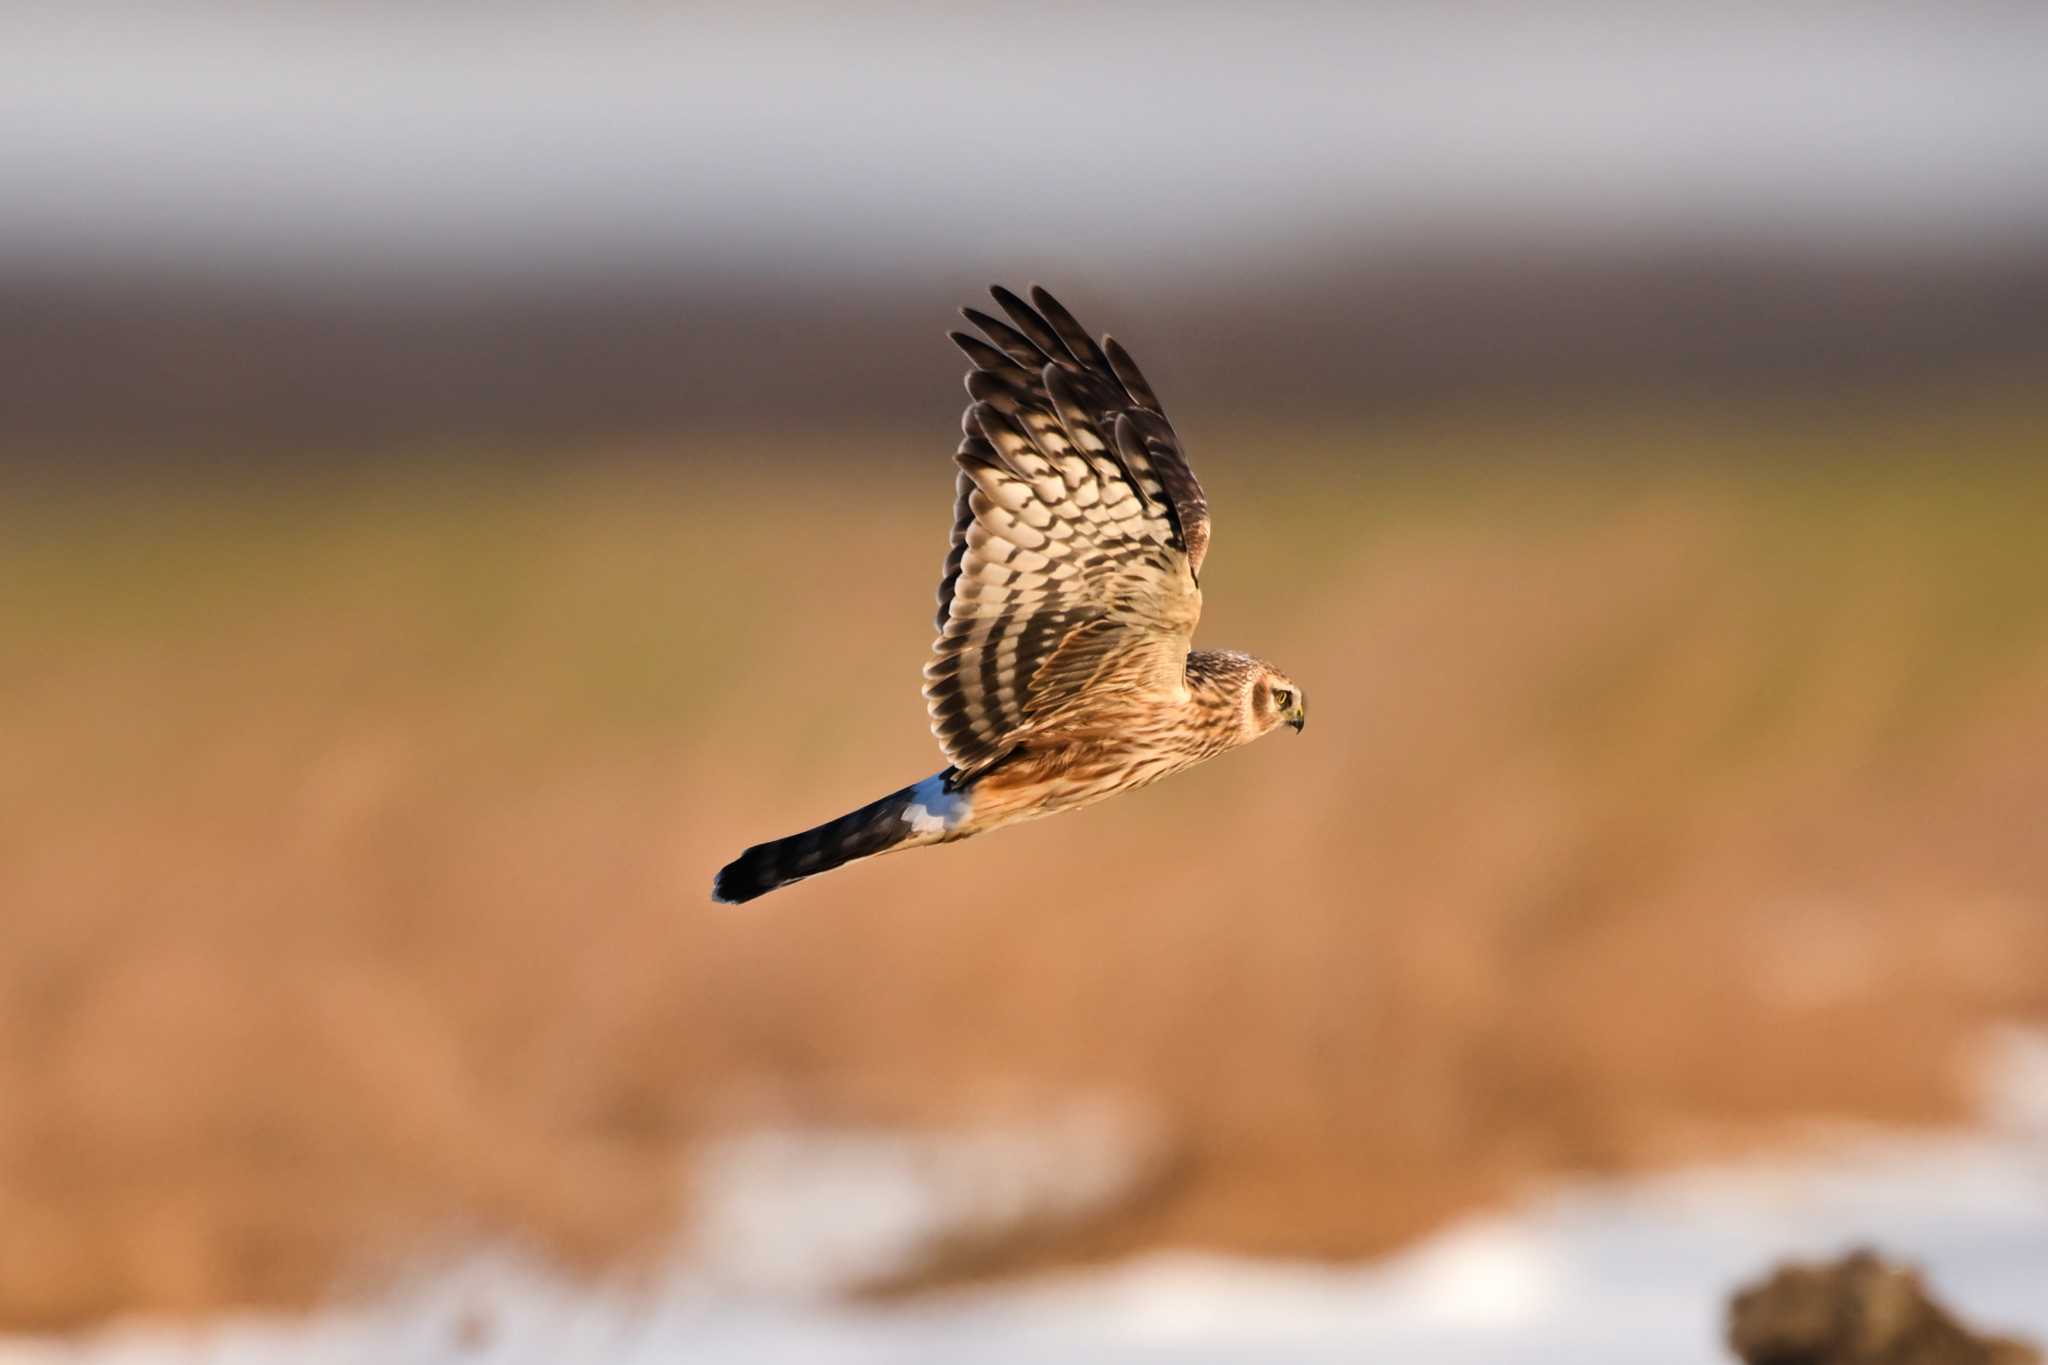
[8,1032,2047,1365]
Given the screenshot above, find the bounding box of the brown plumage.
[713,285,1305,904]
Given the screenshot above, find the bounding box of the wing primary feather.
[965,366,1041,416]
[949,330,1020,375]
[1043,364,1158,518]
[1115,411,1183,541]
[934,465,974,632]
[1028,285,1114,375]
[1040,364,1115,458]
[962,307,1055,369]
[1102,336,1163,413]
[989,285,1078,366]
[967,400,1046,479]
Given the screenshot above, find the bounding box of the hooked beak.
[1287,692,1307,733]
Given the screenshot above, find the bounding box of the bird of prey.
[713,285,1306,903]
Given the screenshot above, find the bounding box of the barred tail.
[712,772,965,904]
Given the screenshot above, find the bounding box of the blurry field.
[3,390,2047,1328]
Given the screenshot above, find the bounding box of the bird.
[712,284,1306,904]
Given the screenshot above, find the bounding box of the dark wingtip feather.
[966,365,1040,415]
[987,284,1029,318]
[1027,285,1112,373]
[948,329,1014,374]
[1041,364,1098,442]
[989,284,1077,365]
[1103,335,1163,412]
[963,307,1053,368]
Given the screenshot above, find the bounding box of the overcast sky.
[7,1,2047,282]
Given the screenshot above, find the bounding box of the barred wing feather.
[924,285,1212,775]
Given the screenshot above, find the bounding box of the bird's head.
[1247,663,1308,738]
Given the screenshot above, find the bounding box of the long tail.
[712,771,967,904]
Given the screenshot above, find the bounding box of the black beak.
[1287,692,1306,733]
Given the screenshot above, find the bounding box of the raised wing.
[925,285,1212,775]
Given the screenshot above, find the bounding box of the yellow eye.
[1273,688,1293,710]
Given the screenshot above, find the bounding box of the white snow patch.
[6,1038,2048,1365]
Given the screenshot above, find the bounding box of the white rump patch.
[901,774,968,837]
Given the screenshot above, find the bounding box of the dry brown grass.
[3,393,2046,1327]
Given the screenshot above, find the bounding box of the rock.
[1728,1247,2041,1365]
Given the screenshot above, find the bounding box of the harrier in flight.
[713,285,1306,903]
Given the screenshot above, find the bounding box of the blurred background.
[4,2,2047,1359]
